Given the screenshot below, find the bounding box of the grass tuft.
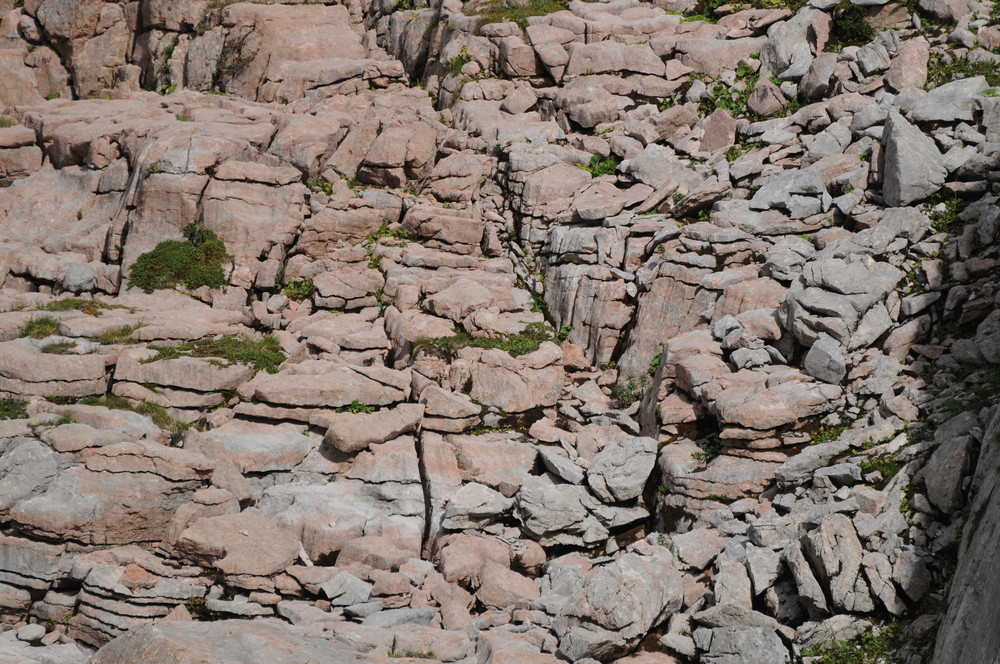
[43,298,123,316]
[98,323,145,345]
[20,317,60,339]
[41,341,78,355]
[144,334,286,374]
[414,322,560,360]
[471,0,567,28]
[0,397,29,421]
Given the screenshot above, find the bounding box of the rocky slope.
[0,0,999,662]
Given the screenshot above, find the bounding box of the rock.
[881,110,947,206]
[749,169,830,219]
[885,37,929,91]
[474,561,540,609]
[783,540,828,619]
[913,76,989,124]
[174,512,300,577]
[244,363,410,409]
[748,79,787,117]
[442,483,513,530]
[186,420,313,473]
[671,529,728,571]
[557,86,626,129]
[91,620,365,663]
[437,533,511,585]
[745,546,783,596]
[892,546,930,603]
[362,607,437,628]
[795,614,872,651]
[318,403,424,453]
[802,335,847,384]
[16,623,46,642]
[802,514,874,613]
[515,477,610,547]
[700,626,788,664]
[555,546,683,661]
[862,552,907,615]
[320,571,373,606]
[564,42,665,77]
[799,53,837,101]
[587,436,658,503]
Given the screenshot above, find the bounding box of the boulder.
[881,110,946,206]
[174,512,300,577]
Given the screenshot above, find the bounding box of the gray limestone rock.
[745,545,783,596]
[320,571,373,607]
[62,263,96,293]
[803,335,847,385]
[555,545,683,661]
[749,169,830,219]
[701,626,789,664]
[586,435,658,503]
[799,53,838,101]
[91,620,365,663]
[362,607,436,628]
[441,482,514,529]
[783,540,829,619]
[882,110,947,206]
[912,76,989,124]
[538,448,585,485]
[803,514,875,613]
[515,476,609,547]
[921,435,973,514]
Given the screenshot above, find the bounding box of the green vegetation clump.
[20,317,60,339]
[129,224,231,293]
[0,397,29,421]
[365,220,414,269]
[725,139,764,162]
[809,416,854,445]
[611,375,648,407]
[860,453,903,489]
[366,219,414,246]
[926,54,1000,89]
[925,194,971,233]
[583,154,621,177]
[43,298,123,316]
[307,178,334,196]
[830,0,876,47]
[415,322,562,359]
[45,93,60,100]
[175,114,191,122]
[162,35,180,74]
[41,341,77,355]
[472,0,567,28]
[144,334,286,374]
[0,115,18,128]
[699,62,759,117]
[447,47,473,75]
[98,323,145,345]
[389,651,437,660]
[283,278,316,301]
[802,621,900,664]
[337,399,376,414]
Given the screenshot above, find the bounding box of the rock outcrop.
[0,0,998,662]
